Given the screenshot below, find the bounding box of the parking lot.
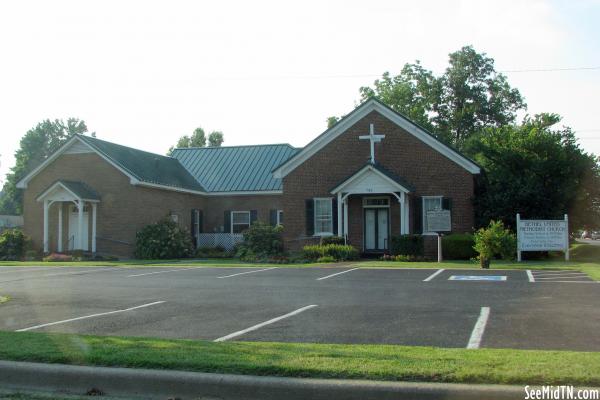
[0,265,599,351]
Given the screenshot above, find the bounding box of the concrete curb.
[0,360,527,400]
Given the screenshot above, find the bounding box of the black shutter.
[269,209,278,226]
[198,210,203,233]
[191,209,197,245]
[305,199,314,236]
[413,196,423,234]
[250,210,258,224]
[332,198,338,235]
[223,211,231,233]
[442,197,452,211]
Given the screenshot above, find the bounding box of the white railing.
[197,233,244,251]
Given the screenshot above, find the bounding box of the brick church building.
[17,98,481,257]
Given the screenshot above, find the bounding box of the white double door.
[68,210,89,251]
[364,208,389,252]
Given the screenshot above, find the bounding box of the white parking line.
[127,267,204,277]
[316,267,360,281]
[16,301,166,332]
[536,280,597,284]
[216,267,277,279]
[536,275,589,279]
[526,270,535,282]
[534,272,587,277]
[423,269,445,282]
[0,268,117,282]
[467,306,490,349]
[214,305,318,342]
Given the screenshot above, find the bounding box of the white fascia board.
[206,190,283,196]
[273,99,480,178]
[134,181,207,195]
[35,181,80,202]
[331,165,411,194]
[134,181,281,196]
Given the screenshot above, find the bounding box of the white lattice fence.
[197,233,244,251]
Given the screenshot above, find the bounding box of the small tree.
[236,222,283,260]
[473,220,516,268]
[0,229,30,261]
[134,218,193,259]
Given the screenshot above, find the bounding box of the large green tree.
[168,127,224,155]
[356,46,526,149]
[0,118,89,214]
[467,113,600,229]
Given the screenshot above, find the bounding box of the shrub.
[442,233,476,260]
[473,220,516,268]
[302,244,359,261]
[390,235,424,256]
[321,236,345,245]
[317,255,336,263]
[236,222,284,260]
[134,218,193,259]
[43,253,73,262]
[196,246,230,258]
[0,229,29,261]
[381,254,432,262]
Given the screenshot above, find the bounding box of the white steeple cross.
[359,123,385,164]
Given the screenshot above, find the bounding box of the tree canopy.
[357,45,526,149]
[467,114,600,230]
[168,127,225,155]
[0,118,90,214]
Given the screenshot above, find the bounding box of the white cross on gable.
[359,123,385,164]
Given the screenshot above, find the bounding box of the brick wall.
[282,111,476,255]
[23,153,204,257]
[202,195,282,233]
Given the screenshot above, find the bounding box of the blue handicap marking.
[449,275,507,281]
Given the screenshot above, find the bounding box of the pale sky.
[1,0,599,184]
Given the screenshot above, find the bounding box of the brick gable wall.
[282,111,476,255]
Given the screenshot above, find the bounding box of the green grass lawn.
[0,331,598,386]
[1,243,598,278]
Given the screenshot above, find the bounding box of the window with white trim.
[231,211,251,233]
[314,198,333,236]
[422,196,443,234]
[277,210,283,225]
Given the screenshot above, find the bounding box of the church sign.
[426,210,451,233]
[516,213,569,261]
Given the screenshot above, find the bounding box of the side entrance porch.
[36,180,100,254]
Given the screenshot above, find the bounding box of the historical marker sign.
[426,210,451,233]
[516,214,569,261]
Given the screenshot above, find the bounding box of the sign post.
[516,214,569,262]
[426,209,451,263]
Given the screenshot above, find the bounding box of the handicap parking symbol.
[449,275,507,281]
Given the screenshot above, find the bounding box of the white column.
[343,197,349,238]
[399,193,406,235]
[404,196,410,234]
[43,200,49,253]
[57,204,63,252]
[92,203,97,253]
[516,213,522,262]
[337,192,342,237]
[77,200,84,250]
[564,214,569,262]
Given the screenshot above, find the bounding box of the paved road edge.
[0,360,535,400]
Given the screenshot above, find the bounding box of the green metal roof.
[58,180,101,200]
[38,180,101,201]
[77,135,205,192]
[171,144,299,192]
